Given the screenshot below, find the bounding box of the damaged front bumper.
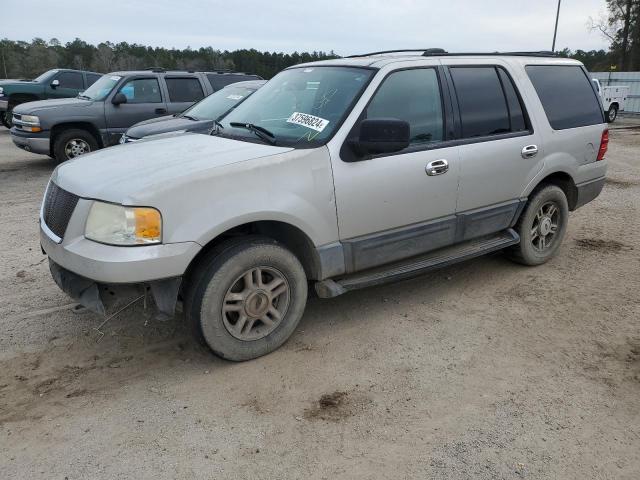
[49,259,182,319]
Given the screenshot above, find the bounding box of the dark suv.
[10,69,261,162]
[0,69,102,128]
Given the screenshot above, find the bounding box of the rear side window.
[165,78,205,103]
[56,72,84,89]
[86,74,102,87]
[365,68,444,145]
[450,66,528,138]
[207,74,260,91]
[526,65,603,130]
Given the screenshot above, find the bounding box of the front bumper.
[41,196,202,317]
[10,128,50,155]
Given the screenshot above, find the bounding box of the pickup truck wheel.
[53,129,98,163]
[507,185,568,266]
[185,236,308,361]
[1,109,12,128]
[607,104,618,123]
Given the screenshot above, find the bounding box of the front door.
[331,66,461,272]
[105,77,168,142]
[47,71,84,99]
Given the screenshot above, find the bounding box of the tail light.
[597,129,609,161]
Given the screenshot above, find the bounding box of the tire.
[1,109,12,128]
[606,104,618,123]
[184,236,308,361]
[507,185,569,266]
[52,128,99,163]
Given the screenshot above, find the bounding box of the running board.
[315,229,520,298]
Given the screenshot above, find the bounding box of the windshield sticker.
[303,68,314,73]
[226,94,244,100]
[110,75,122,81]
[286,112,329,132]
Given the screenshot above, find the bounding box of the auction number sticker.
[226,94,244,100]
[286,112,329,132]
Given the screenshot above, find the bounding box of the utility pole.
[552,0,562,52]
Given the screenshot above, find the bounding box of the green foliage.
[0,38,339,79]
[556,48,616,71]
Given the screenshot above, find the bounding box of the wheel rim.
[609,108,617,121]
[531,201,560,252]
[221,266,290,341]
[64,138,91,158]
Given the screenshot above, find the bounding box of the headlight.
[85,201,162,245]
[20,115,40,124]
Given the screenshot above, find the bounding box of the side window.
[450,67,513,138]
[56,72,84,89]
[365,68,444,146]
[86,74,102,87]
[165,78,205,103]
[118,78,162,104]
[497,69,527,132]
[526,65,603,130]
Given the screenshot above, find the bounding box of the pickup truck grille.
[42,183,79,240]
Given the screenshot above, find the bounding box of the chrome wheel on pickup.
[52,128,99,163]
[508,185,568,266]
[185,236,308,361]
[64,138,91,158]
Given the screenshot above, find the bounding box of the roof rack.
[144,67,166,73]
[347,49,559,58]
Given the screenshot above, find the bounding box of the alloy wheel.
[64,138,91,158]
[531,201,560,252]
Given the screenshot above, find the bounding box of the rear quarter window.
[526,65,604,130]
[207,74,261,91]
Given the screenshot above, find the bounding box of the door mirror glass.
[50,79,60,88]
[112,92,128,105]
[350,118,410,156]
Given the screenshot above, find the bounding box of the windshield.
[220,67,374,147]
[80,74,120,101]
[183,85,257,121]
[33,70,58,83]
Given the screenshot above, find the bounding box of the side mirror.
[349,118,410,157]
[112,92,127,105]
[50,79,60,88]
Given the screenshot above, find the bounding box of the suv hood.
[52,133,293,203]
[15,97,93,114]
[127,116,213,139]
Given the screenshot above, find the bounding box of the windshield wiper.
[209,120,225,136]
[229,122,276,145]
[181,114,199,121]
[77,94,91,100]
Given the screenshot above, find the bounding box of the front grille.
[42,182,79,240]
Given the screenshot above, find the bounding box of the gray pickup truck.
[10,69,261,162]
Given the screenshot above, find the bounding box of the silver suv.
[40,50,608,361]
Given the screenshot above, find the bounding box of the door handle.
[155,108,167,114]
[425,159,449,176]
[521,145,538,159]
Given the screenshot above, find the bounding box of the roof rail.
[144,67,166,73]
[347,49,559,58]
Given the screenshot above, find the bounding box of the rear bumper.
[574,176,606,210]
[10,128,50,155]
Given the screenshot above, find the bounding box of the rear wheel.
[184,236,308,361]
[507,185,569,266]
[52,129,99,163]
[607,104,618,123]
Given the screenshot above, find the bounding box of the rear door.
[47,71,84,99]
[443,60,543,241]
[164,76,207,115]
[104,76,168,138]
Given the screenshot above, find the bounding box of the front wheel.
[507,185,569,266]
[1,109,12,128]
[185,237,308,361]
[52,128,99,163]
[607,104,618,123]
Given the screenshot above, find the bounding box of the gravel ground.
[0,125,638,480]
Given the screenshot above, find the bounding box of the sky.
[4,0,611,55]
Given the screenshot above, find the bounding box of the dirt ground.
[0,120,638,480]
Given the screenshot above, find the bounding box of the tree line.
[588,0,640,71]
[0,38,339,79]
